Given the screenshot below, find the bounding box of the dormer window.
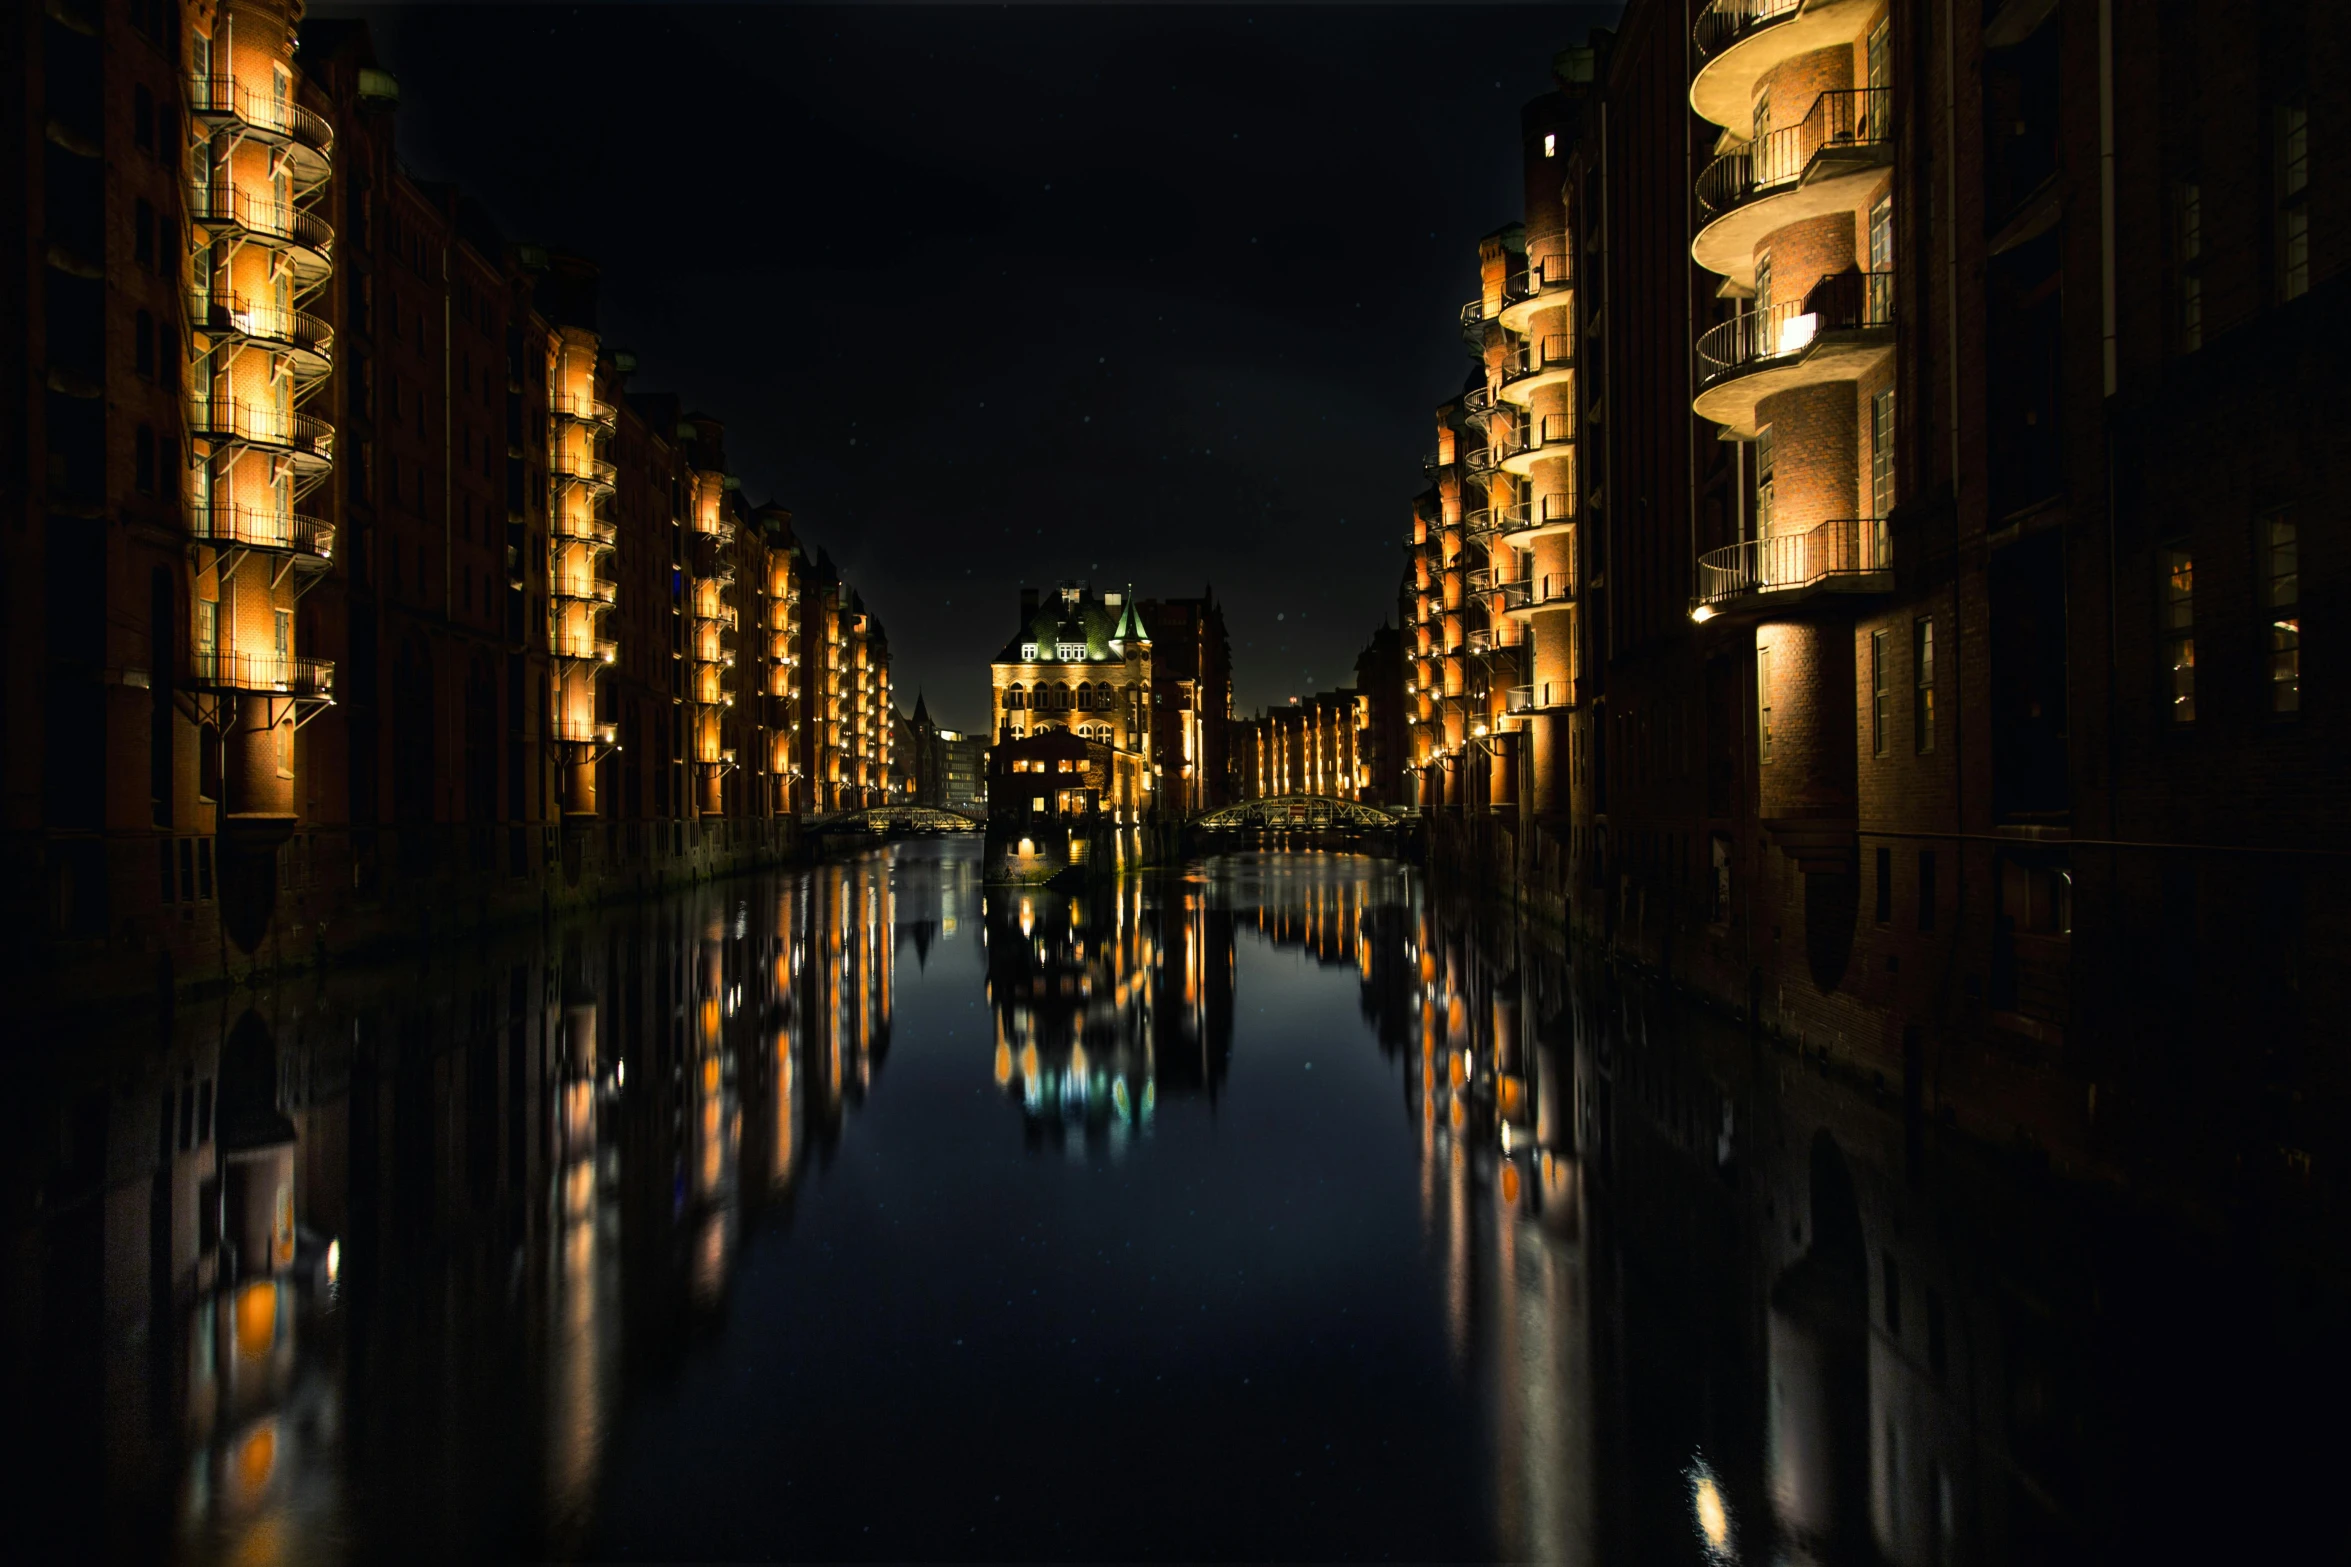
[1020,642,1037,660]
[1057,642,1085,661]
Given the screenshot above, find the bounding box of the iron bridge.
[807,806,985,833]
[1188,795,1404,831]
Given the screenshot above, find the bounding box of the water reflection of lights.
[1686,1456,1736,1562]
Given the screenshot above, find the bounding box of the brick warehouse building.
[1389,0,2347,1193]
[3,2,895,1001]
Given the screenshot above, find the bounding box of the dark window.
[135,309,155,377]
[135,424,156,492]
[134,198,154,267]
[134,85,154,152]
[1918,851,1937,933]
[1875,846,1893,925]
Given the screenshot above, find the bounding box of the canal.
[8,839,2338,1562]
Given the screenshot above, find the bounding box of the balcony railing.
[185,184,332,260]
[1697,90,1894,217]
[1502,336,1574,385]
[1465,567,1494,594]
[551,392,618,428]
[551,717,617,745]
[550,510,618,547]
[550,454,618,491]
[551,630,618,663]
[189,291,333,363]
[1503,573,1576,611]
[188,397,334,462]
[1505,685,1535,713]
[692,602,739,629]
[1693,0,1802,61]
[1695,269,1895,389]
[1467,501,1532,536]
[553,575,618,606]
[1695,516,1889,606]
[188,502,334,561]
[189,649,334,699]
[186,76,333,162]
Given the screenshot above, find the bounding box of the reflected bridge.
[1187,795,1408,833]
[807,805,985,836]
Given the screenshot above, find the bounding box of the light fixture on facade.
[1689,604,1716,623]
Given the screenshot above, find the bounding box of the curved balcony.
[1500,506,1574,546]
[1691,0,1876,132]
[1694,90,1894,284]
[551,717,618,746]
[551,630,618,665]
[1461,383,1504,423]
[188,397,334,472]
[550,509,617,548]
[190,292,334,378]
[1692,516,1890,617]
[690,601,740,630]
[1693,270,1894,436]
[550,453,618,494]
[1503,573,1577,618]
[1463,501,1527,538]
[1495,256,1575,333]
[187,502,334,565]
[552,392,618,430]
[185,184,331,280]
[1499,339,1576,405]
[553,574,618,607]
[1481,426,1577,479]
[187,76,333,183]
[188,650,334,701]
[1458,299,1492,353]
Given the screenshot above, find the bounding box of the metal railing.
[190,291,333,359]
[550,717,617,745]
[186,76,333,159]
[189,649,334,698]
[1695,516,1889,605]
[550,510,618,547]
[553,575,618,605]
[1693,0,1802,61]
[1465,567,1494,594]
[1502,336,1574,384]
[185,184,332,256]
[551,631,618,663]
[187,503,333,559]
[1464,501,1531,536]
[188,397,333,459]
[550,453,618,489]
[1504,572,1576,611]
[1505,685,1535,713]
[1698,90,1894,218]
[551,392,618,427]
[1695,270,1895,388]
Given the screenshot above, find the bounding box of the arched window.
[1076,682,1092,710]
[1051,685,1068,710]
[1006,684,1025,710]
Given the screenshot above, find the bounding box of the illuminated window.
[2264,513,2299,715]
[1020,642,1036,660]
[1755,645,1773,763]
[1543,133,1556,158]
[2160,549,2194,724]
[1914,617,1936,750]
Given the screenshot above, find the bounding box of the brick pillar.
[1756,618,1857,871]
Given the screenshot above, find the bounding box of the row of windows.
[2162,513,2300,723]
[1001,683,1136,711]
[2169,104,2312,354]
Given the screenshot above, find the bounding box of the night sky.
[319,3,1622,728]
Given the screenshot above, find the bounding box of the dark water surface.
[8,841,2340,1563]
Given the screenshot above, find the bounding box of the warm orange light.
[1500,1162,1522,1204]
[233,1279,278,1362]
[994,1042,1013,1085]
